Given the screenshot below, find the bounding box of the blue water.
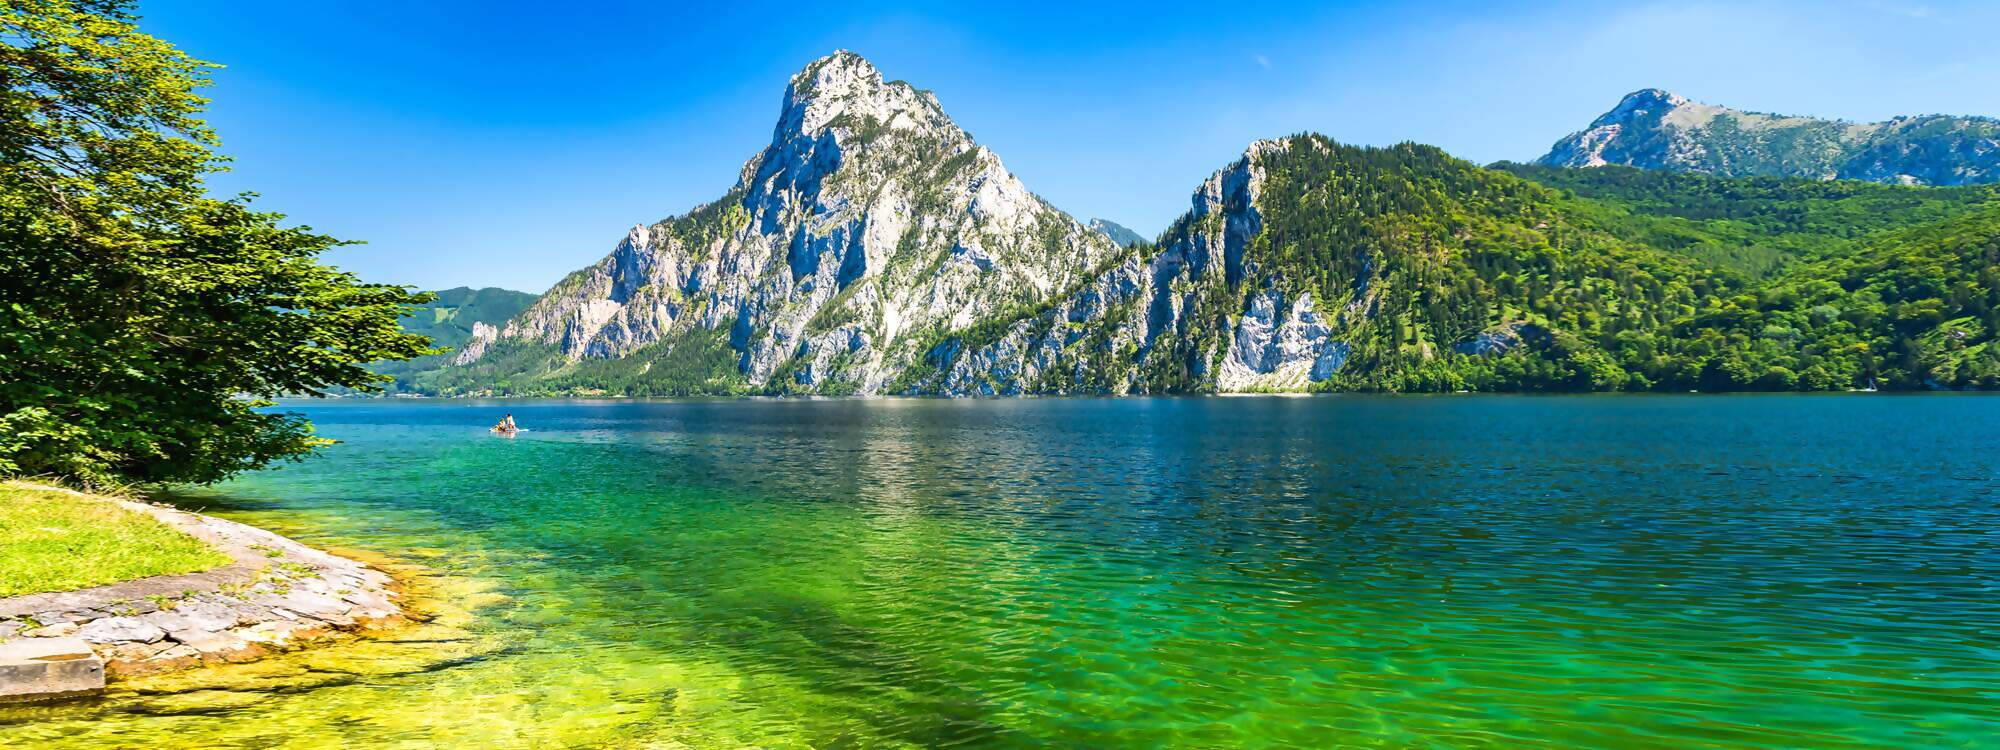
[6,395,1999,748]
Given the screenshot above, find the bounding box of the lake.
[4,396,1997,747]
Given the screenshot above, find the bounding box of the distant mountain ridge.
[1538,88,2000,186]
[1087,218,1146,247]
[405,287,537,350]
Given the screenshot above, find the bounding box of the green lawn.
[0,482,230,598]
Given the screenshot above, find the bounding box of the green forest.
[1246,140,2000,392]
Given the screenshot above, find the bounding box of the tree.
[0,0,433,486]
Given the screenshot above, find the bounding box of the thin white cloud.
[1253,54,1272,70]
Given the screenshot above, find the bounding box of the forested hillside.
[372,287,535,390]
[1239,139,1721,392]
[1499,163,1998,278]
[1248,139,2000,391]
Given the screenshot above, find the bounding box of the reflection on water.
[4,396,1998,747]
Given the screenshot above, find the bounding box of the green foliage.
[1230,138,1706,393]
[401,340,567,396]
[1693,206,2000,390]
[1497,163,1999,278]
[0,1,432,485]
[1240,138,2000,393]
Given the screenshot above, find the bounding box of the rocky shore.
[0,485,408,698]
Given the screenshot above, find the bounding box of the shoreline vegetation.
[0,483,229,597]
[1,1,434,489]
[2,2,458,708]
[0,482,412,697]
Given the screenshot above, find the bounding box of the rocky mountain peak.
[777,50,952,142]
[1538,89,2000,185]
[1598,88,1688,124]
[789,50,883,99]
[464,50,1120,393]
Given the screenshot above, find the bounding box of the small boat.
[491,414,525,434]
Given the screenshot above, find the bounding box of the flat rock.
[77,616,167,644]
[169,629,247,656]
[143,599,242,634]
[22,622,80,638]
[0,637,95,662]
[0,637,105,702]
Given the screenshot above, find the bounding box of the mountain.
[1537,89,2000,186]
[1087,218,1147,248]
[902,136,1723,394]
[415,55,2000,395]
[401,287,538,351]
[905,136,2000,393]
[422,51,1121,396]
[372,287,536,389]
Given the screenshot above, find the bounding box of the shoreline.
[0,484,414,698]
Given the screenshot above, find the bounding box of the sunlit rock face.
[920,138,1362,395]
[482,51,1121,393]
[464,58,1381,396]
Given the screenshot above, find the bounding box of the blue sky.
[139,0,2000,293]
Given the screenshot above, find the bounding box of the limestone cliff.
[907,138,1359,395]
[466,51,1121,393]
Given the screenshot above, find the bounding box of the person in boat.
[502,414,517,431]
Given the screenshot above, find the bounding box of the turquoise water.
[5,396,1999,747]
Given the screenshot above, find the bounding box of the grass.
[0,481,230,598]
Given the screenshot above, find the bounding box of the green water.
[5,396,1998,748]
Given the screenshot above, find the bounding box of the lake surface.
[4,396,1998,748]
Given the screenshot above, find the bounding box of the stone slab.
[0,637,105,702]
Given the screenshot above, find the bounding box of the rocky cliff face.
[473,51,1121,393]
[906,138,1361,395]
[1538,89,2000,185]
[455,123,1387,396]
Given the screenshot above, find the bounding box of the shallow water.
[5,396,1999,748]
